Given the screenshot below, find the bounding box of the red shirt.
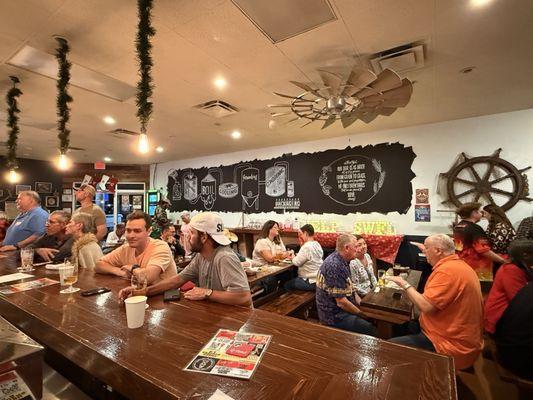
[484,263,528,334]
[0,219,9,242]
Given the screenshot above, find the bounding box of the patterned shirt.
[316,251,356,326]
[349,253,378,296]
[487,222,516,255]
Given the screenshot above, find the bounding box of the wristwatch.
[131,264,140,273]
[402,282,412,290]
[205,288,213,299]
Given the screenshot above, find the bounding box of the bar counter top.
[0,253,457,399]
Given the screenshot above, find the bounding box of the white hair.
[336,233,357,252]
[427,234,455,255]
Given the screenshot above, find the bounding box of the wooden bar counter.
[0,254,457,399]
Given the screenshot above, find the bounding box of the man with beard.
[119,212,251,307]
[95,210,177,284]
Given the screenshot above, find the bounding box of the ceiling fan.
[269,66,413,129]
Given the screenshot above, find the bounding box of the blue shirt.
[316,251,357,326]
[3,207,48,246]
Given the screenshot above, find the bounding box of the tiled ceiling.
[1,0,532,164]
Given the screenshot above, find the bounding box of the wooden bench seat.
[258,290,316,318]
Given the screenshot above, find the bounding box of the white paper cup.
[58,265,74,285]
[124,296,147,329]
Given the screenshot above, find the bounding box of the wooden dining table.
[246,262,295,285]
[360,270,422,337]
[0,254,457,399]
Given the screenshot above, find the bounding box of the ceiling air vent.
[107,128,140,140]
[370,42,425,74]
[193,100,238,118]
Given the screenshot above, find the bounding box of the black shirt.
[29,234,74,263]
[495,282,533,380]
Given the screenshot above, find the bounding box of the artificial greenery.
[135,0,156,134]
[55,37,73,155]
[5,76,22,170]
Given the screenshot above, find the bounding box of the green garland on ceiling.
[135,0,156,134]
[5,76,23,170]
[55,37,73,155]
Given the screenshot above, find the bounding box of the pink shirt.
[180,223,192,255]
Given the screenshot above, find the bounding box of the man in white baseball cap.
[119,212,251,307]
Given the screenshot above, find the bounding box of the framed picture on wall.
[63,188,72,195]
[15,184,32,194]
[61,194,73,202]
[45,196,59,208]
[4,201,18,219]
[35,182,53,194]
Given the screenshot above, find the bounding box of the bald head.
[424,234,456,266]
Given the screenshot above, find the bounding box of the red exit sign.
[94,162,106,170]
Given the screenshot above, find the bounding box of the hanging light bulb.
[6,169,21,183]
[57,153,72,170]
[138,133,149,154]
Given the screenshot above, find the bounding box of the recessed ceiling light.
[156,146,164,153]
[470,0,492,7]
[231,130,241,139]
[103,116,116,125]
[104,156,112,162]
[214,77,227,89]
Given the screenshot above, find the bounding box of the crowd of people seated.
[1,189,532,381]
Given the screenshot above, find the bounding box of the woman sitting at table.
[66,212,103,270]
[349,235,378,297]
[482,204,516,258]
[484,239,531,335]
[252,220,291,267]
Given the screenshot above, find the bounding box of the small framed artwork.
[15,184,32,194]
[35,182,53,194]
[415,188,429,204]
[61,194,73,202]
[45,196,59,208]
[415,204,431,222]
[63,188,72,195]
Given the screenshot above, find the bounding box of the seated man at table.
[0,191,48,252]
[119,212,251,307]
[106,223,126,246]
[160,224,185,258]
[29,210,74,263]
[316,234,377,336]
[349,235,378,297]
[284,224,323,291]
[95,210,177,283]
[388,234,483,371]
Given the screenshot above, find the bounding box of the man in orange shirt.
[389,234,483,370]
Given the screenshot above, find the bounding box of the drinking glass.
[131,268,148,292]
[60,259,79,294]
[377,269,386,288]
[19,248,35,272]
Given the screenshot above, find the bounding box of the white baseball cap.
[189,212,231,246]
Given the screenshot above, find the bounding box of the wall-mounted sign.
[167,142,416,215]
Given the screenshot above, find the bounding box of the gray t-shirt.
[178,246,250,292]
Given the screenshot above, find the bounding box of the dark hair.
[300,224,314,236]
[354,234,364,241]
[456,202,482,219]
[126,210,152,230]
[483,204,512,229]
[162,224,175,233]
[260,220,280,244]
[508,239,533,271]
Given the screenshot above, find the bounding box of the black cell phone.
[164,289,181,302]
[81,287,111,297]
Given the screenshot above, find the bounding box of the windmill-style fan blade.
[273,91,300,99]
[340,112,359,128]
[268,104,292,108]
[377,107,397,116]
[364,79,413,108]
[355,86,380,99]
[285,116,301,124]
[300,120,315,128]
[359,111,379,124]
[270,112,292,117]
[290,81,326,98]
[317,70,343,96]
[321,115,337,129]
[341,67,377,97]
[370,68,403,93]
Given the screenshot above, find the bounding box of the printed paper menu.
[184,329,271,379]
[0,278,59,295]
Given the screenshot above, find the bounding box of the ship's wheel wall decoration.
[440,149,532,211]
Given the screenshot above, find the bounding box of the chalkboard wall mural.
[167,142,416,215]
